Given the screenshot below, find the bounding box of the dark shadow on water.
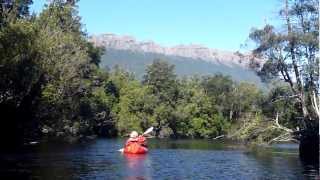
[246,143,319,179]
[300,157,319,179]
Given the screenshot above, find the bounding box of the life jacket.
[124,135,148,154]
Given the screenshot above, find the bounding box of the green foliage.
[106,61,237,139]
[0,1,110,141]
[113,80,147,135]
[232,82,263,115]
[143,59,179,104]
[86,42,105,66]
[0,19,40,105]
[0,0,305,145]
[261,84,300,128]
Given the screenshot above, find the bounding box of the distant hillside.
[90,33,264,85]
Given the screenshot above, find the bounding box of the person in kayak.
[123,131,148,154]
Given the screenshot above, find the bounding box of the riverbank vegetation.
[0,0,318,162]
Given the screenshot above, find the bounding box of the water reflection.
[300,157,320,178]
[123,154,152,180]
[248,144,319,179]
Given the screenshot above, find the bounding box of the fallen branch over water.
[267,113,297,144]
[227,112,298,145]
[272,113,293,133]
[268,132,298,144]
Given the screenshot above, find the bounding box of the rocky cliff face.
[90,33,262,68]
[89,33,264,86]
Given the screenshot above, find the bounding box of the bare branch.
[273,112,293,133]
[270,94,299,103]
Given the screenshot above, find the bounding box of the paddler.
[125,131,147,148]
[120,127,153,154]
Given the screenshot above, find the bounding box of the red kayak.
[123,135,148,154]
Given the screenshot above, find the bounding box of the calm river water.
[0,139,318,179]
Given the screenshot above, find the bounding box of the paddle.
[142,127,154,136]
[118,127,154,152]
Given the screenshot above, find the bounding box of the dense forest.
[0,0,318,160]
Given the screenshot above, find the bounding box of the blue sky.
[31,0,281,51]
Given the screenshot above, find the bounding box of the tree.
[232,82,263,119]
[142,59,180,136]
[143,59,179,104]
[0,19,44,144]
[35,1,93,135]
[201,74,234,119]
[249,0,319,160]
[174,77,230,138]
[0,0,106,143]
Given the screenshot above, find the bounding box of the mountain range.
[89,33,264,85]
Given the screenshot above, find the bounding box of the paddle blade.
[143,127,154,135]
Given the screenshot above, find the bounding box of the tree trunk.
[299,127,319,165]
[284,0,317,162]
[311,91,320,134]
[229,110,233,120]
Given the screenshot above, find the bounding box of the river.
[0,139,318,179]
